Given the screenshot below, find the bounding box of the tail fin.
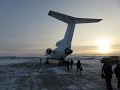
[48,10,102,24]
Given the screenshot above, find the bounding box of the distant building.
[101,56,120,64]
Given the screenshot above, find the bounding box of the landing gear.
[45,58,65,66]
[45,58,49,64]
[58,59,65,66]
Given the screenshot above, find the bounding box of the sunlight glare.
[96,39,111,53]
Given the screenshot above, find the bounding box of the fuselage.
[45,10,102,60]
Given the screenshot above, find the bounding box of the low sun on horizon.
[96,38,111,54]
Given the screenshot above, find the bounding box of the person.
[70,59,73,69]
[101,63,107,78]
[40,58,41,67]
[76,60,82,75]
[66,60,70,70]
[102,64,113,90]
[114,64,120,89]
[64,60,67,68]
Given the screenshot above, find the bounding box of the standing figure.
[66,60,70,70]
[76,60,82,75]
[64,60,67,68]
[102,64,113,90]
[70,59,73,69]
[101,63,107,78]
[114,64,120,89]
[40,58,41,67]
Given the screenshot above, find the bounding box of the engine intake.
[65,48,73,55]
[46,48,52,55]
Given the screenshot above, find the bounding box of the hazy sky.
[0,0,120,56]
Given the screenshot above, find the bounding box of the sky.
[0,0,120,56]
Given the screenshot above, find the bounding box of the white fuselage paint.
[47,23,75,60]
[46,10,102,60]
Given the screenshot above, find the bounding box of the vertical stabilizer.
[48,10,102,49]
[64,23,75,48]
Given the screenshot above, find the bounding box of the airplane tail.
[48,10,102,24]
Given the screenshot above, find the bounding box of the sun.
[96,39,111,53]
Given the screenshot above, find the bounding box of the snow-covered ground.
[0,58,31,65]
[0,57,118,90]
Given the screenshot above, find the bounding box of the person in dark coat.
[66,60,70,70]
[101,63,107,78]
[70,59,73,69]
[40,58,41,67]
[76,60,82,75]
[102,64,113,90]
[114,64,120,88]
[64,60,67,68]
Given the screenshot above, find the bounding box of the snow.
[0,56,119,90]
[67,85,79,90]
[0,59,31,65]
[49,67,69,75]
[42,89,48,90]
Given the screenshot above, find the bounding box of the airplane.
[45,10,102,64]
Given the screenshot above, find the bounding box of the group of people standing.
[64,58,73,70]
[64,59,120,90]
[64,58,83,75]
[102,63,120,90]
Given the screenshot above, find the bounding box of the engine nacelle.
[46,48,52,55]
[65,48,73,55]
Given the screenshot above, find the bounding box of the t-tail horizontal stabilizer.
[48,10,102,24]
